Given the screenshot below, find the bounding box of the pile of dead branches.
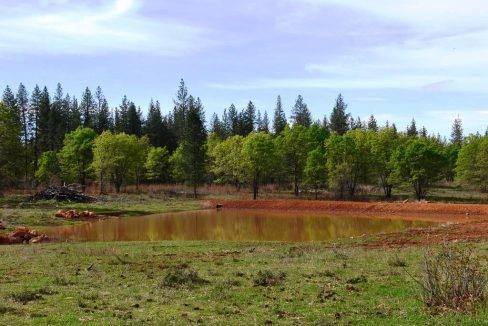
[31,185,96,203]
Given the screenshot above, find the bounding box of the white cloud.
[0,0,214,56]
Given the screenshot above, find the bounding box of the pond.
[43,209,437,242]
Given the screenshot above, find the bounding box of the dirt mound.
[31,185,96,203]
[209,199,488,217]
[55,209,98,220]
[0,227,50,245]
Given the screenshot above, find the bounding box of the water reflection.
[44,209,437,243]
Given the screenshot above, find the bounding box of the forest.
[1,79,487,200]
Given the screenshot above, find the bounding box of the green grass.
[0,194,201,231]
[0,241,486,325]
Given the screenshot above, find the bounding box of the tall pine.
[329,94,349,135]
[291,95,311,127]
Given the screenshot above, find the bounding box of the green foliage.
[35,151,59,185]
[277,125,311,196]
[456,135,488,192]
[92,131,143,193]
[325,129,374,198]
[170,97,207,197]
[369,127,401,198]
[208,135,246,187]
[145,147,170,182]
[58,127,97,185]
[242,132,277,199]
[0,102,22,193]
[329,94,349,135]
[391,138,447,200]
[304,147,327,198]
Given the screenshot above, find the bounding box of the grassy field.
[0,241,487,325]
[1,192,487,325]
[0,194,201,231]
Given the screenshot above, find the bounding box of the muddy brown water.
[43,209,438,242]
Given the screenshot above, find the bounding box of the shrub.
[162,267,208,287]
[253,270,286,286]
[420,246,487,312]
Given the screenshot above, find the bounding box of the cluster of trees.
[1,80,488,199]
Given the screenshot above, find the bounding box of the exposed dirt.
[208,199,488,247]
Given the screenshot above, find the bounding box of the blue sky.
[1,0,488,136]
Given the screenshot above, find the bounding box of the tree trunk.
[193,183,197,199]
[253,175,258,200]
[315,186,318,200]
[99,171,104,195]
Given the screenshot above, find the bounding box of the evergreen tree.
[30,86,42,171]
[16,84,30,146]
[241,101,256,135]
[420,126,428,138]
[273,95,287,134]
[329,94,349,135]
[0,102,22,193]
[367,115,378,131]
[95,86,111,133]
[227,104,239,136]
[50,83,66,151]
[172,79,189,142]
[261,111,270,133]
[115,95,129,133]
[406,119,418,137]
[450,117,463,146]
[350,116,363,130]
[16,83,31,184]
[127,102,143,136]
[210,113,226,139]
[178,96,207,197]
[291,95,312,127]
[80,87,95,128]
[68,96,82,132]
[145,99,164,147]
[2,86,17,118]
[37,87,51,153]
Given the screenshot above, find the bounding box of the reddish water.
[43,209,437,242]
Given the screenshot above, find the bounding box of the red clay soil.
[208,199,488,247]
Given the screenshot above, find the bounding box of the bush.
[161,266,208,287]
[253,270,286,286]
[420,246,487,312]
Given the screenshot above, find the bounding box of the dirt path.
[208,199,488,247]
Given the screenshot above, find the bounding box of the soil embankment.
[208,199,488,247]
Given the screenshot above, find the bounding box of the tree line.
[1,80,487,199]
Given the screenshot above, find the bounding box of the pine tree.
[241,101,256,135]
[420,126,428,138]
[115,95,130,133]
[210,113,226,139]
[180,96,207,197]
[2,86,17,115]
[172,79,189,142]
[30,86,42,172]
[37,87,51,153]
[329,94,349,135]
[80,87,95,128]
[261,111,270,133]
[291,95,312,127]
[450,117,463,146]
[367,115,378,131]
[350,116,363,130]
[16,84,30,147]
[95,86,111,133]
[406,119,418,137]
[127,102,143,136]
[145,99,164,146]
[227,104,239,136]
[273,95,287,134]
[68,96,82,132]
[50,83,66,151]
